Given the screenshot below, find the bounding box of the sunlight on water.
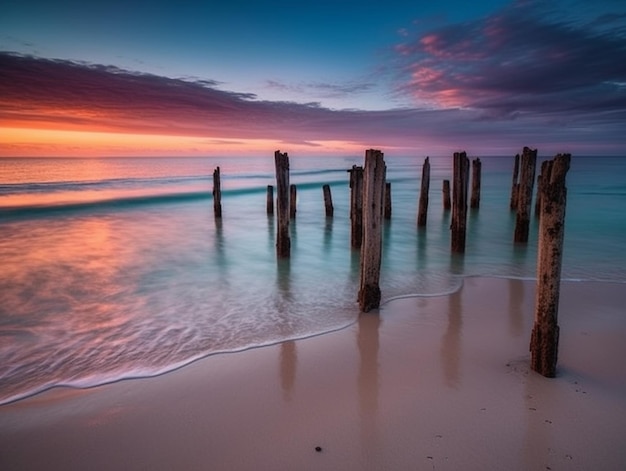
[0,155,624,404]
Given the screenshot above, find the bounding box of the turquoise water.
[0,155,624,404]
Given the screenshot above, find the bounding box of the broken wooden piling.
[534,174,543,218]
[212,166,222,218]
[442,179,451,211]
[510,153,520,210]
[384,182,392,220]
[417,157,430,227]
[470,157,481,209]
[289,184,297,219]
[274,151,291,258]
[514,147,537,244]
[266,185,274,215]
[358,149,386,312]
[348,165,364,249]
[323,184,334,217]
[530,153,571,378]
[451,152,469,253]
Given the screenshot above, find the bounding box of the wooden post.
[359,149,386,312]
[348,165,364,249]
[510,153,520,210]
[514,147,538,243]
[442,179,451,211]
[274,150,291,258]
[451,152,469,253]
[384,182,392,219]
[323,184,334,217]
[212,166,222,218]
[289,184,297,219]
[417,157,430,227]
[470,157,481,209]
[534,174,542,218]
[530,154,571,377]
[266,185,274,215]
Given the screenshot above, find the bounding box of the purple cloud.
[394,0,626,119]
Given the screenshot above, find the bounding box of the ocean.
[1,154,624,405]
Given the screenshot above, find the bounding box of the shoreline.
[2,276,625,470]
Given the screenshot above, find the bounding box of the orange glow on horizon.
[0,127,365,157]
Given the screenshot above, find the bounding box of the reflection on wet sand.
[442,286,462,389]
[358,312,381,466]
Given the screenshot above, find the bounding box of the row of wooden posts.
[211,148,571,378]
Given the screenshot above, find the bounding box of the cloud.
[393,0,626,120]
[1,49,624,156]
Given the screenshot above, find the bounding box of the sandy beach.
[1,276,625,470]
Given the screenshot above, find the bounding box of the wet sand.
[1,277,625,470]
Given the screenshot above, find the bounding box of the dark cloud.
[394,0,626,120]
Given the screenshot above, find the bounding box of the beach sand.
[1,277,625,470]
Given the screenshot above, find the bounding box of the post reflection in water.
[358,311,382,465]
[442,286,462,389]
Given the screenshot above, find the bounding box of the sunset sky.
[1,0,625,157]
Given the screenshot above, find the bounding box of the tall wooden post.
[384,182,392,219]
[417,157,430,227]
[323,184,334,217]
[274,151,291,258]
[534,174,543,218]
[212,166,222,218]
[514,147,537,243]
[451,152,469,253]
[348,165,364,249]
[530,154,571,378]
[359,149,386,312]
[442,179,451,211]
[470,157,481,209]
[266,185,274,215]
[289,184,297,219]
[510,153,520,210]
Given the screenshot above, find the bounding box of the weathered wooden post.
[323,184,334,217]
[534,174,543,218]
[470,157,481,209]
[384,182,392,220]
[359,149,386,312]
[451,152,469,253]
[417,157,430,227]
[530,154,571,378]
[442,179,451,211]
[266,185,274,215]
[274,151,291,258]
[514,147,537,243]
[348,165,364,249]
[289,184,297,219]
[212,166,222,218]
[510,153,520,210]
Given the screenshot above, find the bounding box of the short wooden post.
[274,151,291,258]
[323,184,334,217]
[442,179,451,211]
[470,157,481,209]
[384,182,392,219]
[514,147,537,243]
[510,153,520,210]
[530,154,571,378]
[417,157,430,227]
[451,152,469,253]
[266,185,274,215]
[212,166,222,218]
[359,149,386,312]
[289,184,297,219]
[348,165,364,249]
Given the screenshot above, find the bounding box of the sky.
[1,0,625,157]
